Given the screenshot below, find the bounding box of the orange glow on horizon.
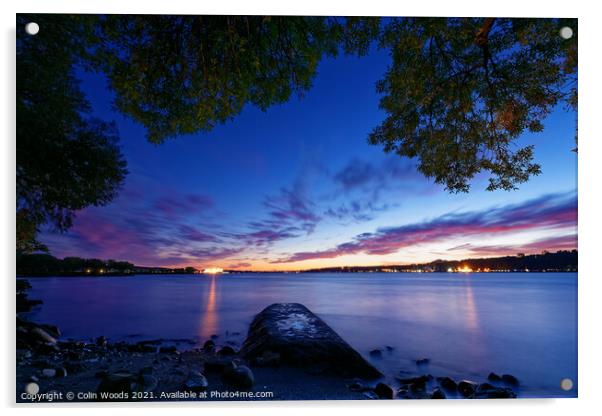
[202,267,223,274]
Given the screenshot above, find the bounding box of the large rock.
[240,303,382,378]
[223,363,254,389]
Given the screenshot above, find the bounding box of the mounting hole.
[25,382,39,395]
[560,378,574,391]
[25,22,39,36]
[559,26,573,40]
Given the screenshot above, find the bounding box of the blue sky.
[41,46,577,270]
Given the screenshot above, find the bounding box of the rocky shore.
[16,290,520,402]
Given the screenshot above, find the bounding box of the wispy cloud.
[333,157,419,192]
[272,192,577,264]
[449,234,577,257]
[232,178,322,246]
[41,182,231,267]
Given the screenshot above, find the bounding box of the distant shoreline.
[17,270,578,278]
[16,249,577,277]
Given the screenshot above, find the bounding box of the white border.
[2,1,601,415]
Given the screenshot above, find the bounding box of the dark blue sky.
[41,46,577,270]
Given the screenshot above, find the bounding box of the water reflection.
[199,275,218,340]
[463,278,480,331]
[461,276,486,369]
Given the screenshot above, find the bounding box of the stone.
[362,391,379,400]
[55,367,68,378]
[487,372,502,382]
[39,324,61,338]
[134,375,158,392]
[96,336,108,348]
[369,349,382,358]
[223,363,254,389]
[204,357,233,373]
[139,366,153,375]
[458,380,478,398]
[30,327,57,345]
[385,346,394,351]
[203,340,215,352]
[478,387,517,399]
[136,344,157,353]
[67,350,83,361]
[502,374,519,386]
[374,382,394,399]
[410,380,427,393]
[477,382,495,392]
[41,368,56,378]
[184,371,209,392]
[397,374,432,385]
[431,388,446,399]
[254,350,281,367]
[416,358,430,366]
[437,376,457,391]
[240,303,382,378]
[97,372,136,395]
[64,361,87,374]
[159,345,178,354]
[348,381,370,392]
[217,346,236,357]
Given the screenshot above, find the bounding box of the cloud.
[41,184,233,267]
[263,183,321,229]
[178,225,220,243]
[451,234,577,257]
[272,192,577,263]
[332,157,424,193]
[227,262,252,269]
[323,157,432,223]
[324,200,391,223]
[233,178,322,246]
[154,193,214,219]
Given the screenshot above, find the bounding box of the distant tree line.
[16,253,135,276]
[16,253,201,276]
[296,250,578,273]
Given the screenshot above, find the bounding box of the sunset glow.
[202,267,224,274]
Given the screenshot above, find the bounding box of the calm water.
[22,272,577,398]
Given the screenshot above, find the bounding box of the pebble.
[369,349,382,358]
[502,374,519,386]
[458,380,478,397]
[374,382,394,399]
[431,388,446,399]
[184,371,209,392]
[41,368,56,378]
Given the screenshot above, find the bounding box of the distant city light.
[203,267,223,274]
[457,265,473,273]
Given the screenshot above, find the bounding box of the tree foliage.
[370,17,577,192]
[17,14,128,252]
[93,16,576,191]
[16,15,578,256]
[16,252,135,275]
[95,15,380,142]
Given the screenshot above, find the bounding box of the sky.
[40,47,578,271]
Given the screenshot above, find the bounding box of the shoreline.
[16,282,522,402]
[16,318,520,402]
[17,270,578,279]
